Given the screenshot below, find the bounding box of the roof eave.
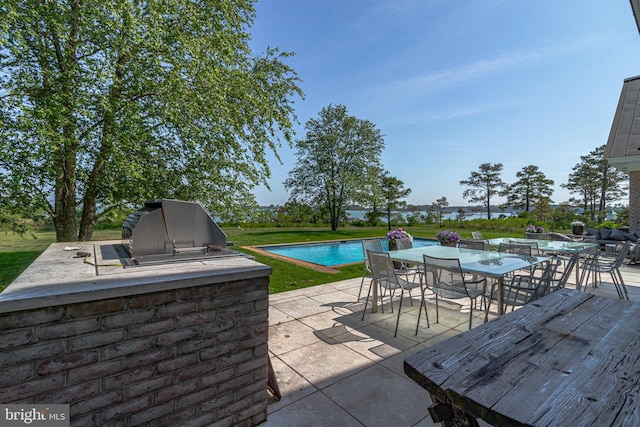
[631,0,640,34]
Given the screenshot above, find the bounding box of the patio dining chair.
[546,232,574,242]
[361,250,429,337]
[391,237,423,286]
[508,240,541,256]
[358,239,384,301]
[579,241,631,300]
[546,254,577,294]
[472,231,484,240]
[457,239,489,251]
[498,242,542,277]
[422,254,487,330]
[484,257,558,321]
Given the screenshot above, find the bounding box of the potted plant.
[387,227,412,251]
[525,225,545,239]
[436,230,461,247]
[571,220,585,236]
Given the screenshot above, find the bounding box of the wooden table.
[404,289,640,426]
[389,246,547,315]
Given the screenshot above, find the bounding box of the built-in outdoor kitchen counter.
[0,240,272,426]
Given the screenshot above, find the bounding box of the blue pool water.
[261,238,439,267]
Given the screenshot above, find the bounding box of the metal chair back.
[367,250,399,292]
[458,239,488,251]
[423,254,486,329]
[509,241,539,256]
[392,238,412,250]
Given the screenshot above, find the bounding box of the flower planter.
[389,238,411,268]
[440,242,457,247]
[388,237,411,251]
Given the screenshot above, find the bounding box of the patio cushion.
[587,228,599,239]
[599,228,612,240]
[610,229,627,241]
[624,232,638,243]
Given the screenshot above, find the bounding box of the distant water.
[346,210,513,222]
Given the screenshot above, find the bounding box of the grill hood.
[122,199,239,265]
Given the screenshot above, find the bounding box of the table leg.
[575,254,580,289]
[427,392,480,427]
[497,277,504,316]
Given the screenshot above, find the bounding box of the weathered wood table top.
[404,289,640,426]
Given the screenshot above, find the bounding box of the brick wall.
[0,276,270,426]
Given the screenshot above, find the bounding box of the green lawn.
[0,225,526,294]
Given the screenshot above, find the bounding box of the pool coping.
[242,238,372,273]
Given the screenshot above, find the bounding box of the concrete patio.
[264,262,640,427]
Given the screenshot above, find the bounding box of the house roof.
[605,75,640,172]
[631,0,640,33]
[603,2,640,172]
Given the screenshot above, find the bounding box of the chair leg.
[617,269,629,300]
[435,294,440,324]
[484,299,491,323]
[484,283,495,323]
[361,279,374,321]
[394,289,404,337]
[357,273,369,301]
[415,285,430,335]
[611,268,629,300]
[382,285,394,313]
[468,298,473,330]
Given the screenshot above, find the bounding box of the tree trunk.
[53,0,81,242]
[54,174,78,242]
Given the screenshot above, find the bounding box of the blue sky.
[249,0,640,207]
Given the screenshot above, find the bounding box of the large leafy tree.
[380,171,411,230]
[354,164,385,226]
[284,104,384,231]
[503,165,554,212]
[460,163,506,219]
[0,0,302,241]
[562,145,627,220]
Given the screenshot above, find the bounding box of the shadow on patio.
[263,263,640,427]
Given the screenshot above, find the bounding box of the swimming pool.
[258,238,439,267]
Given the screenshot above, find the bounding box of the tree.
[432,196,449,227]
[380,172,411,230]
[0,0,302,242]
[532,197,553,222]
[503,165,554,212]
[284,104,384,231]
[460,163,506,219]
[562,145,628,220]
[356,164,386,225]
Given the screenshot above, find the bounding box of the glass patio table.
[487,238,599,287]
[388,245,548,316]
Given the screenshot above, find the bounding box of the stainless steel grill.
[121,199,245,265]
